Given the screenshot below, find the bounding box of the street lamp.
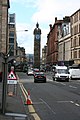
[16,29,28,32]
[2,28,28,114]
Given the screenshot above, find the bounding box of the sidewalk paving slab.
[0,82,33,120]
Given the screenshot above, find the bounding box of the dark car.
[34,72,46,83]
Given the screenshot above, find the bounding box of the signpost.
[7,70,17,96]
[7,70,17,84]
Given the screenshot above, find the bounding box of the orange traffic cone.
[26,90,32,105]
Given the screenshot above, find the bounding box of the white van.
[69,68,80,80]
[52,65,70,82]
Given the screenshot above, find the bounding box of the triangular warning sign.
[8,71,17,80]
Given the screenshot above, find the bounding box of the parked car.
[34,72,46,83]
[69,66,80,80]
[33,68,39,72]
[27,68,34,75]
[33,68,39,75]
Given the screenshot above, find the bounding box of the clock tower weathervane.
[33,23,41,69]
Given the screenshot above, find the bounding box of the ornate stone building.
[70,9,80,64]
[58,16,72,66]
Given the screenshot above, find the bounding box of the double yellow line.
[19,83,41,120]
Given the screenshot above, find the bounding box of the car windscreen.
[57,69,68,74]
[35,72,44,75]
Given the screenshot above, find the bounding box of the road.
[17,72,80,120]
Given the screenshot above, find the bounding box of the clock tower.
[33,23,41,69]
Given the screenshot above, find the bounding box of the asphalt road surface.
[17,72,80,120]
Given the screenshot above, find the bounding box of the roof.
[71,9,80,17]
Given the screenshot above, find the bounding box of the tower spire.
[36,22,39,28]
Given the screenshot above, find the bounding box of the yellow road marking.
[19,83,41,120]
[20,83,27,100]
[28,105,35,113]
[32,113,41,120]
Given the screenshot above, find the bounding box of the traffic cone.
[26,90,32,105]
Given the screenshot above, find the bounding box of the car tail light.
[34,75,37,78]
[44,75,46,78]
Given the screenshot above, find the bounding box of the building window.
[9,51,14,56]
[71,50,72,59]
[79,50,80,58]
[71,27,73,35]
[71,17,73,25]
[9,31,14,38]
[74,51,77,58]
[9,24,15,29]
[9,14,15,23]
[71,38,73,47]
[79,11,80,20]
[73,37,76,47]
[79,24,80,33]
[79,36,80,46]
[9,44,14,48]
[9,38,14,43]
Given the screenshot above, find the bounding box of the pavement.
[0,81,34,120]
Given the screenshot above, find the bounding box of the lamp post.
[2,29,28,114]
[16,29,28,63]
[16,29,28,32]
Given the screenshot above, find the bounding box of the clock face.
[36,34,40,40]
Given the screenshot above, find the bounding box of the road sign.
[8,71,17,80]
[7,80,17,84]
[7,71,17,84]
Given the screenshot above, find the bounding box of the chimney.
[49,24,52,31]
[55,17,57,22]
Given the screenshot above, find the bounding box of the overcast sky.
[9,0,80,54]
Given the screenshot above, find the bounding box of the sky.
[9,0,80,55]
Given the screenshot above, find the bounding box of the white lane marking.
[70,101,80,107]
[20,83,41,120]
[75,103,80,107]
[5,113,27,117]
[69,85,77,89]
[47,78,53,81]
[40,98,56,114]
[57,101,71,103]
[70,101,74,104]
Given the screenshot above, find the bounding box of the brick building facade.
[47,17,63,65]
